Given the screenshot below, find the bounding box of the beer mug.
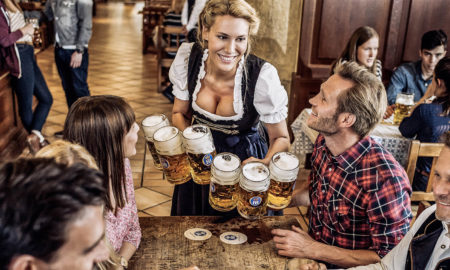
[267,152,300,210]
[141,114,170,170]
[237,162,270,220]
[209,153,241,212]
[393,93,414,124]
[153,126,191,185]
[182,125,216,185]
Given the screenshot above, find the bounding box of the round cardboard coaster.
[184,228,212,241]
[219,231,247,245]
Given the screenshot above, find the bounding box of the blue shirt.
[386,61,432,105]
[399,103,450,190]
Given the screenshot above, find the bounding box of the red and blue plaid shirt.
[309,135,412,257]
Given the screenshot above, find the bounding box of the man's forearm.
[310,242,381,268]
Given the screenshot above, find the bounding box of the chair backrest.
[405,140,444,196]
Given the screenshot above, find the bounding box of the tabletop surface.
[129,216,300,270]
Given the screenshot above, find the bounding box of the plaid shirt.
[309,135,412,257]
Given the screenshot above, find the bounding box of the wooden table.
[129,216,300,269]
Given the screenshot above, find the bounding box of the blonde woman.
[169,0,290,216]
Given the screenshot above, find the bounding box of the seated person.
[301,131,450,270]
[63,95,141,268]
[386,30,447,114]
[331,26,382,80]
[0,158,110,270]
[399,57,450,191]
[272,62,412,269]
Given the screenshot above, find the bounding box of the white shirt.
[169,42,288,124]
[349,204,450,270]
[181,0,207,32]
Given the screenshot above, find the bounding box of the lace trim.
[193,115,240,135]
[191,49,245,121]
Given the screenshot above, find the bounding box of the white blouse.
[169,42,288,124]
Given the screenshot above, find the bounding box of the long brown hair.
[63,95,136,211]
[331,26,379,75]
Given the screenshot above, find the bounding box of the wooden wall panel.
[402,0,450,62]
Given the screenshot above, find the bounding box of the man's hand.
[383,104,395,119]
[70,51,83,68]
[181,25,188,36]
[272,225,320,258]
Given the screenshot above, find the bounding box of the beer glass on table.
[141,114,169,170]
[182,125,216,185]
[209,153,241,212]
[267,152,300,210]
[237,162,270,220]
[153,126,191,185]
[393,93,414,125]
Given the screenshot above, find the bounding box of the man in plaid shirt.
[272,62,412,268]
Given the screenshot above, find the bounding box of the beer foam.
[153,126,185,155]
[182,125,215,154]
[214,153,240,172]
[183,126,206,139]
[153,126,177,141]
[142,115,164,126]
[242,162,270,182]
[396,94,414,106]
[273,152,299,171]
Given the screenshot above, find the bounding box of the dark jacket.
[0,1,22,77]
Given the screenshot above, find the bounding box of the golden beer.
[158,153,191,185]
[187,151,216,184]
[267,152,300,210]
[209,153,241,211]
[393,93,414,125]
[153,126,191,185]
[237,162,270,220]
[182,125,216,185]
[141,114,170,170]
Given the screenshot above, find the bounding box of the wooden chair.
[405,140,444,217]
[140,0,171,54]
[155,25,184,92]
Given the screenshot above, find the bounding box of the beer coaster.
[219,232,247,245]
[184,228,212,241]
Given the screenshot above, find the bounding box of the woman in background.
[169,0,290,216]
[331,26,382,80]
[399,56,450,191]
[63,95,141,270]
[0,0,53,154]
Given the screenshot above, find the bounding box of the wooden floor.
[25,2,304,218]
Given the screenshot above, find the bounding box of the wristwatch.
[75,47,84,54]
[120,256,128,269]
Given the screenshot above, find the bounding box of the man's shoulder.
[356,138,409,191]
[394,61,420,76]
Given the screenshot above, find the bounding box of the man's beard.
[308,113,339,136]
[435,194,450,223]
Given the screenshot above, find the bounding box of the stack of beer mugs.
[267,152,300,209]
[393,93,414,124]
[209,153,241,211]
[153,126,191,185]
[141,114,170,170]
[182,125,216,185]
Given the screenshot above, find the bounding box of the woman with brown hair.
[169,0,290,215]
[331,26,382,80]
[63,95,141,269]
[0,0,53,154]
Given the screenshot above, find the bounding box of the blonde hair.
[197,0,260,56]
[35,140,120,270]
[333,61,387,138]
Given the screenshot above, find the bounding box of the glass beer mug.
[141,114,170,170]
[153,126,191,185]
[182,125,216,185]
[267,152,300,210]
[237,162,270,220]
[209,153,241,212]
[393,93,414,125]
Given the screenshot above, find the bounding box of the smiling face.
[307,74,355,136]
[357,37,379,68]
[123,122,139,158]
[433,146,450,223]
[203,15,249,74]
